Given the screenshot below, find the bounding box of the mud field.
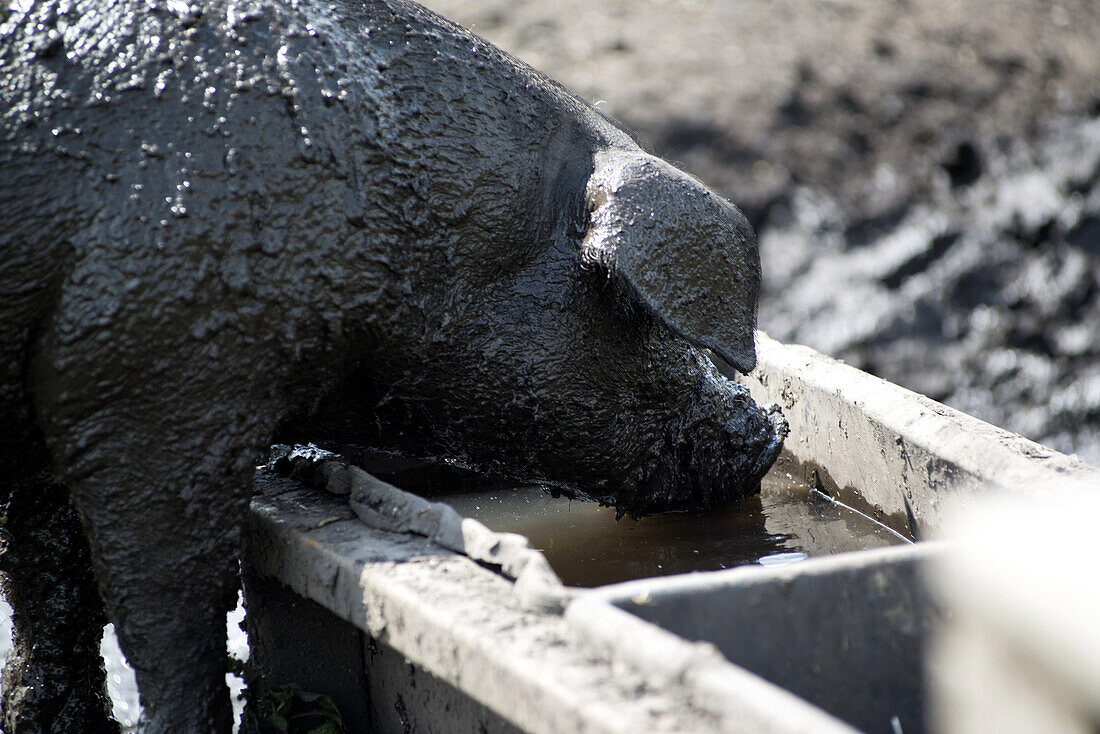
[423,0,1100,464]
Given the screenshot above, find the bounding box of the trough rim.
[738,332,1100,537]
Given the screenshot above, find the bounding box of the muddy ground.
[422,0,1100,464]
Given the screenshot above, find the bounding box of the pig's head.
[302,144,785,517]
[276,1,785,516]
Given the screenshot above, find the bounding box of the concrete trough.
[242,334,1100,733]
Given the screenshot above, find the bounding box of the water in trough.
[435,465,909,587]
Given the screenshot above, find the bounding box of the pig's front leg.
[35,333,278,734]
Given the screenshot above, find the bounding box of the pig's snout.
[613,374,789,518]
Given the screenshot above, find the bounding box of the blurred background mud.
[423,0,1100,464]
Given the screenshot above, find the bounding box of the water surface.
[436,467,906,587]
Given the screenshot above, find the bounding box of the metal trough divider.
[567,544,943,734]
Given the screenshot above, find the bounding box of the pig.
[0,0,786,730]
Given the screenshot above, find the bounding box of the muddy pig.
[0,0,785,730]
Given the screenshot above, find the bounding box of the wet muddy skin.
[1,0,783,729]
[429,462,906,588]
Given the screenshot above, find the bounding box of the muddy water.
[435,467,908,587]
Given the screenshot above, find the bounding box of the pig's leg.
[36,360,271,734]
[31,238,285,731]
[0,468,119,733]
[61,439,256,734]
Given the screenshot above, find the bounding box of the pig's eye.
[572,194,592,240]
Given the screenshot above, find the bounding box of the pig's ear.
[581,151,761,373]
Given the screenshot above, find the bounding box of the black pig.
[0,0,785,730]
